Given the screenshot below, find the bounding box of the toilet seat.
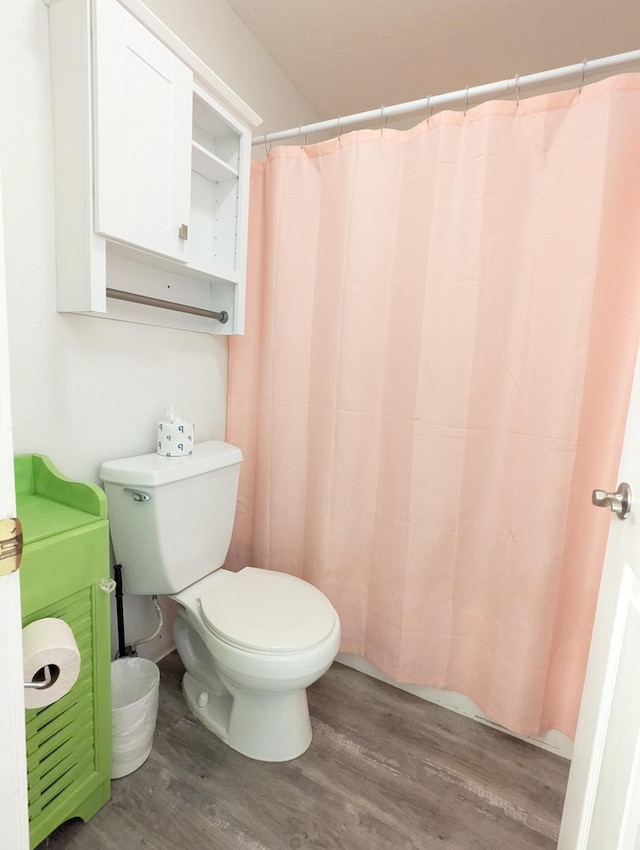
[199,567,336,653]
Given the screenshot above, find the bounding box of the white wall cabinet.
[93,0,193,262]
[47,0,261,334]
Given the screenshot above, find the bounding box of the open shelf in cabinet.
[186,84,247,285]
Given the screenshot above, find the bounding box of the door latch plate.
[0,517,23,576]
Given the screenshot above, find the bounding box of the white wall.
[0,0,318,659]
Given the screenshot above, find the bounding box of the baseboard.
[148,640,177,664]
[148,642,572,760]
[337,653,573,760]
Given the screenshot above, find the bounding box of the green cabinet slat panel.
[25,682,94,755]
[16,454,111,850]
[29,748,96,816]
[27,707,93,766]
[29,753,97,820]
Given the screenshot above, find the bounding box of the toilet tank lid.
[99,441,243,487]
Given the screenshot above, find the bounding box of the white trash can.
[111,657,160,779]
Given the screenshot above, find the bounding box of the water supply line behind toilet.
[114,564,164,657]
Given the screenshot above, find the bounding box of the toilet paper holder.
[24,664,57,691]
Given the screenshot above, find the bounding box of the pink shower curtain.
[227,75,640,737]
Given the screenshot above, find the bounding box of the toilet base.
[182,671,313,762]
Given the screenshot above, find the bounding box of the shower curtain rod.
[252,49,640,147]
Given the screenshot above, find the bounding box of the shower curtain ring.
[514,73,520,106]
[464,86,469,115]
[579,59,588,93]
[426,96,432,123]
[380,106,388,133]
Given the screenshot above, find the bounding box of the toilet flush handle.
[123,487,151,502]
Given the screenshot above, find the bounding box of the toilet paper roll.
[157,420,194,457]
[22,617,81,710]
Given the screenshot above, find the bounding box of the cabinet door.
[93,0,192,261]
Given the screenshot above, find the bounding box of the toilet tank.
[99,441,243,595]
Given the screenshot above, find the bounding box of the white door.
[0,167,29,848]
[558,345,640,849]
[93,0,193,261]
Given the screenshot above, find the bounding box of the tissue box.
[157,420,194,456]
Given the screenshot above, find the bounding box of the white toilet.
[100,440,341,762]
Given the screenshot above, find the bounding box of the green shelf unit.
[16,454,111,850]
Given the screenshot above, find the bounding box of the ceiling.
[225,0,640,124]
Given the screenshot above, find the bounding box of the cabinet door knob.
[99,578,117,594]
[178,223,189,240]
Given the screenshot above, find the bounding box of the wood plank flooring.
[37,652,569,850]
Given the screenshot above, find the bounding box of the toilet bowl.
[173,568,341,761]
[99,441,341,762]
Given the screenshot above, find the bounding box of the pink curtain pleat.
[227,74,640,737]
